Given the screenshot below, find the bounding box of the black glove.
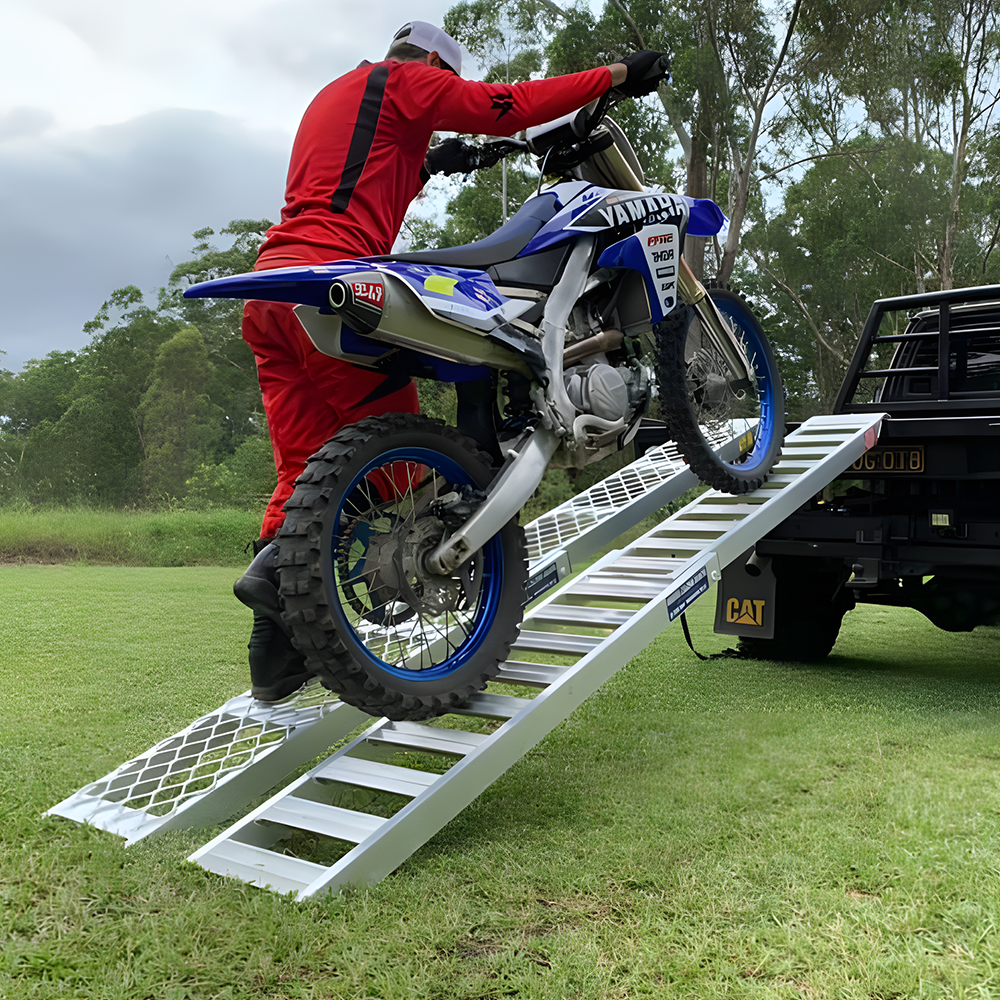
[618,50,671,97]
[423,138,487,176]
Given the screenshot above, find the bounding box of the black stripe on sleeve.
[330,64,390,214]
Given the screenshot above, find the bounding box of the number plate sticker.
[640,224,680,315]
[851,445,925,474]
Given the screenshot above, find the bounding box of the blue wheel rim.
[710,295,780,473]
[332,446,504,683]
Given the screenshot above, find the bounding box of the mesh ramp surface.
[46,423,728,842]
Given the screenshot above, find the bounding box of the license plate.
[851,444,925,474]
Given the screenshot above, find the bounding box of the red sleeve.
[391,63,613,137]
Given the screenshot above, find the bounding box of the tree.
[742,134,961,409]
[0,223,276,509]
[4,289,182,505]
[138,327,225,502]
[795,0,1000,289]
[159,219,273,452]
[0,350,80,435]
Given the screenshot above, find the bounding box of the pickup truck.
[715,284,1000,660]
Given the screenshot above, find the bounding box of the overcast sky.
[0,0,464,373]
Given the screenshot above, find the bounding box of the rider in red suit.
[248,28,628,541]
[236,21,662,701]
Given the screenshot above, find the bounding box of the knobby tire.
[274,413,527,721]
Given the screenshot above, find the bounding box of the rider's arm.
[392,62,619,138]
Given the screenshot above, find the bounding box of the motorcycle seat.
[382,192,560,269]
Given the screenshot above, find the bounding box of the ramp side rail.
[188,414,884,898]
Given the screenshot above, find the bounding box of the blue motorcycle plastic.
[186,99,784,719]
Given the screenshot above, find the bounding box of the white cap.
[394,21,463,76]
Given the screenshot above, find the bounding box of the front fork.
[676,256,755,391]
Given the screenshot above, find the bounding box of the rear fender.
[183,259,540,376]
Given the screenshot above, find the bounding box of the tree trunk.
[939,95,971,291]
[685,115,710,282]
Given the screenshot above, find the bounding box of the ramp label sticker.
[525,561,561,604]
[666,567,709,621]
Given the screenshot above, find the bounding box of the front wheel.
[657,288,784,493]
[276,414,527,721]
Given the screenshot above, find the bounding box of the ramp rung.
[688,500,767,512]
[367,721,488,756]
[630,534,726,549]
[259,798,388,844]
[199,839,328,894]
[569,578,669,600]
[649,520,747,533]
[611,554,706,573]
[675,510,751,521]
[511,630,605,654]
[773,463,821,474]
[451,692,533,720]
[315,756,441,797]
[647,526,729,538]
[701,491,770,500]
[615,539,712,556]
[494,660,569,687]
[590,566,680,583]
[797,425,867,434]
[530,605,635,628]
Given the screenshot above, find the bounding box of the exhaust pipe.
[328,277,385,333]
[563,327,624,366]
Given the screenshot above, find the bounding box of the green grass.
[0,508,261,566]
[2,564,1000,998]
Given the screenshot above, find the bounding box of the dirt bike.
[185,88,785,720]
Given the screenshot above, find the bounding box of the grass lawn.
[2,564,1000,998]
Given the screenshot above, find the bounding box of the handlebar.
[478,72,660,178]
[481,137,530,157]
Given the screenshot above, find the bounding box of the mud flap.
[714,547,776,639]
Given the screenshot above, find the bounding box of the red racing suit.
[245,58,613,538]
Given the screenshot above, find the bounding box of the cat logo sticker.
[726,598,766,626]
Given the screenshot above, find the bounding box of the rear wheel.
[658,288,784,493]
[738,559,854,662]
[276,414,527,720]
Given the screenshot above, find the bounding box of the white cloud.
[0,0,455,372]
[223,0,369,90]
[0,110,287,371]
[1,0,457,133]
[0,107,56,142]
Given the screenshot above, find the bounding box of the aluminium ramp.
[46,429,732,844]
[189,412,884,898]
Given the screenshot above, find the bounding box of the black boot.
[234,541,312,703]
